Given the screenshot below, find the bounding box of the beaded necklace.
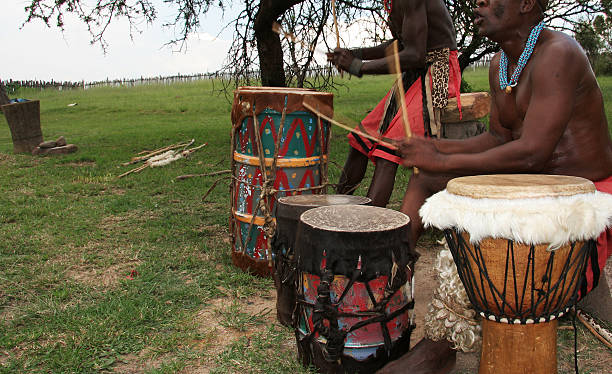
[499,21,545,94]
[384,0,392,14]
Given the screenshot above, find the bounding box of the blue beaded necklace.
[499,21,545,94]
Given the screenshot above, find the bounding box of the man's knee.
[407,171,452,196]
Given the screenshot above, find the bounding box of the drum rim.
[235,87,333,96]
[277,194,371,207]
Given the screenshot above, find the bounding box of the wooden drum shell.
[229,87,332,277]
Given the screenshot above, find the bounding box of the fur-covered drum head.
[294,205,415,372]
[421,174,612,324]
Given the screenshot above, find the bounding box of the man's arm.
[360,0,427,75]
[329,0,428,76]
[401,38,581,174]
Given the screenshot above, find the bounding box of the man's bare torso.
[389,0,456,52]
[492,30,612,181]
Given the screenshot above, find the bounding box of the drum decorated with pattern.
[230,87,333,276]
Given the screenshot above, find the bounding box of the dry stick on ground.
[176,170,232,180]
[303,101,398,150]
[122,139,195,166]
[118,142,207,179]
[385,40,418,174]
[576,310,612,349]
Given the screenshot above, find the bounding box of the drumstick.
[331,0,344,78]
[271,22,327,55]
[303,101,398,150]
[385,40,418,174]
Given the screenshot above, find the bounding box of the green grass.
[0,71,611,373]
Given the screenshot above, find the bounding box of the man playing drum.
[378,0,612,373]
[327,0,462,207]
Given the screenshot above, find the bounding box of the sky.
[1,0,235,82]
[1,0,376,83]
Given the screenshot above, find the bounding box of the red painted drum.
[230,87,333,277]
[294,205,415,373]
[272,194,371,327]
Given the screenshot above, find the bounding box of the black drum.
[272,194,371,327]
[294,205,416,373]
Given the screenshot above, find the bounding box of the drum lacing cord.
[230,97,330,263]
[445,230,591,324]
[572,306,580,374]
[297,258,415,363]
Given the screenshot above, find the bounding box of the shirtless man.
[328,0,461,207]
[378,0,612,372]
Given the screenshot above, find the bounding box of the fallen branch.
[202,176,231,202]
[576,309,612,349]
[122,139,195,166]
[118,142,208,178]
[176,170,232,180]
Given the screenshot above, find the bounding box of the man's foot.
[376,338,456,374]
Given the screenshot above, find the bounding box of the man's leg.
[336,146,369,195]
[367,157,399,207]
[400,171,451,251]
[378,171,459,374]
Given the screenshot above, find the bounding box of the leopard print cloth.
[426,48,451,109]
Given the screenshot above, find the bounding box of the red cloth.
[582,175,612,297]
[348,50,462,164]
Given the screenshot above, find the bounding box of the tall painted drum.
[273,194,371,327]
[294,205,415,373]
[420,174,612,374]
[230,87,333,277]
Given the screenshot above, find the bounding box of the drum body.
[421,174,606,374]
[294,205,415,373]
[230,87,333,276]
[273,195,371,327]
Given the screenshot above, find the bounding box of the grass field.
[0,70,611,373]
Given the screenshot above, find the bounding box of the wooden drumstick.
[385,40,418,174]
[331,0,344,78]
[303,101,398,150]
[272,22,327,55]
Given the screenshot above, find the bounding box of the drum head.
[300,205,409,233]
[447,174,595,199]
[296,205,411,278]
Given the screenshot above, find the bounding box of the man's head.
[474,0,546,40]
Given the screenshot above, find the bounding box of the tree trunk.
[3,100,43,153]
[254,0,303,87]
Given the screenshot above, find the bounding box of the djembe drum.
[420,174,610,374]
[294,205,415,373]
[272,194,371,327]
[230,87,333,276]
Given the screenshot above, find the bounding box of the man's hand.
[327,48,363,77]
[399,137,446,172]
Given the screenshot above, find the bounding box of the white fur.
[147,150,184,167]
[424,247,481,353]
[420,190,612,249]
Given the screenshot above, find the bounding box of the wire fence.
[1,66,338,93]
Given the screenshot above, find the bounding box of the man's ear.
[520,0,537,14]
